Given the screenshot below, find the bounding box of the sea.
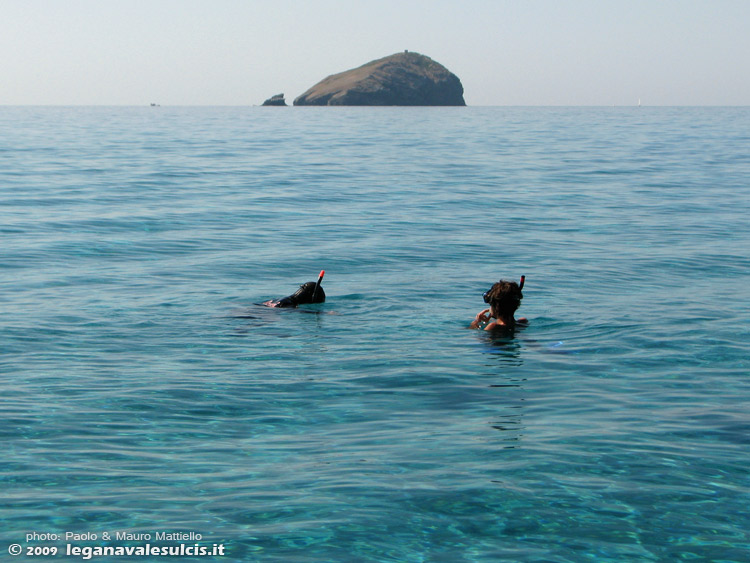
[1,106,749,562]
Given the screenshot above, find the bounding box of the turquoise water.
[2,106,749,562]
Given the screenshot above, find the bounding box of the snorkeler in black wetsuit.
[263,270,325,308]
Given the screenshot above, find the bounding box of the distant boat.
[150,103,160,107]
[638,98,641,107]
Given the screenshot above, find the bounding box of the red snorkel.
[311,270,325,303]
[519,275,525,290]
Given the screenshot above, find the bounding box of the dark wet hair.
[483,280,523,317]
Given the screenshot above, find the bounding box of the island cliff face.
[293,52,465,106]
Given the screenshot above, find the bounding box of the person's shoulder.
[485,319,527,331]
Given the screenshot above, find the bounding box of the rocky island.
[293,51,465,106]
[262,93,287,106]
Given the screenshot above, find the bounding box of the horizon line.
[2,103,749,108]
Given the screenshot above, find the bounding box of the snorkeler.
[263,270,325,308]
[470,276,527,330]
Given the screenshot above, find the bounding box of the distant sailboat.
[638,98,641,107]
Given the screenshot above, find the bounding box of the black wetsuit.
[266,281,325,308]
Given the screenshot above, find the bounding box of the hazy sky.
[2,0,749,106]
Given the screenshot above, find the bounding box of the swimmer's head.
[483,279,523,317]
[291,281,325,305]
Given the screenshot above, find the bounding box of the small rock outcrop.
[294,52,465,106]
[262,93,287,106]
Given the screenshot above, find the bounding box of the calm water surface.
[1,106,749,561]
